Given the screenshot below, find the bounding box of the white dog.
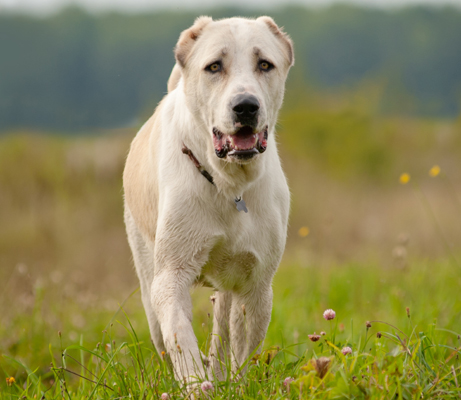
[123,16,293,383]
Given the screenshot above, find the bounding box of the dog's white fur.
[123,16,293,382]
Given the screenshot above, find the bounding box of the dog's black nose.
[231,93,260,126]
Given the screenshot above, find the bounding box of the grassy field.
[1,104,461,398]
[2,261,461,398]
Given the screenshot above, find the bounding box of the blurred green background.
[1,3,461,377]
[2,5,461,130]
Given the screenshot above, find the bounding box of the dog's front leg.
[151,266,206,383]
[229,283,273,374]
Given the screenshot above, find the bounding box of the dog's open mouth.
[213,126,268,160]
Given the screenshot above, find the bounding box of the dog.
[123,16,294,383]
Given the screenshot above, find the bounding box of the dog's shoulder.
[123,102,164,241]
[167,64,182,93]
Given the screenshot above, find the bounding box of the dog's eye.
[259,60,274,72]
[206,62,222,73]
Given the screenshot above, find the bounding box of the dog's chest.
[200,241,257,291]
[200,210,283,292]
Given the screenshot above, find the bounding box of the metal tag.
[235,197,248,213]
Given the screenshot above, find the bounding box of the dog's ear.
[175,16,213,68]
[257,16,294,67]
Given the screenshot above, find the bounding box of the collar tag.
[235,197,248,213]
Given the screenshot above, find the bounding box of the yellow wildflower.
[399,173,410,184]
[429,165,440,177]
[298,226,309,237]
[6,377,15,386]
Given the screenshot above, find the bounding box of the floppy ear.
[257,16,294,67]
[175,16,213,68]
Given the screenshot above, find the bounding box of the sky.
[1,0,461,15]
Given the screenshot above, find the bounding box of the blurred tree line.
[1,4,461,131]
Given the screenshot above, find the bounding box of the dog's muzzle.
[212,126,268,161]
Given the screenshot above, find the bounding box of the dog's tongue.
[231,126,257,150]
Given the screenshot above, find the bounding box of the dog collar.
[181,143,248,213]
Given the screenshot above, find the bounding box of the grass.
[0,107,460,398]
[2,260,461,399]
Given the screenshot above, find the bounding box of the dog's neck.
[171,87,268,199]
[182,133,267,200]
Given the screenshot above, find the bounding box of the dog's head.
[175,16,294,164]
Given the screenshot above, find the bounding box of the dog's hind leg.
[209,291,231,380]
[229,284,273,374]
[140,278,165,355]
[125,207,166,355]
